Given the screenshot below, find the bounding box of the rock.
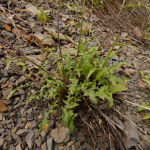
[112,55,118,61]
[34,32,56,48]
[0,77,7,83]
[0,138,5,146]
[0,16,11,25]
[34,129,40,139]
[67,141,75,147]
[16,143,22,150]
[77,132,85,143]
[25,130,34,148]
[53,20,64,31]
[0,72,4,79]
[2,88,12,98]
[1,30,14,39]
[121,32,128,39]
[15,76,26,86]
[140,135,150,149]
[41,142,47,150]
[25,3,37,15]
[113,115,124,129]
[18,89,25,95]
[50,124,70,143]
[124,112,140,148]
[41,130,47,140]
[11,133,22,144]
[146,58,150,63]
[35,137,42,147]
[16,129,28,136]
[47,138,53,150]
[0,0,9,3]
[128,69,137,75]
[133,27,142,37]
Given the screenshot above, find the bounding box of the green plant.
[139,71,150,87]
[5,0,133,134]
[138,102,150,119]
[137,71,150,119]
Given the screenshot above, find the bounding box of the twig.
[112,108,146,134]
[0,37,63,82]
[87,125,96,149]
[115,96,150,111]
[90,104,129,135]
[79,113,94,131]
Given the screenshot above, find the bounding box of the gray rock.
[25,130,34,148]
[1,30,14,39]
[0,16,11,25]
[27,108,32,114]
[18,89,25,95]
[77,132,85,143]
[16,143,22,150]
[11,133,22,144]
[112,55,118,61]
[41,130,47,140]
[10,144,15,150]
[16,129,28,136]
[0,113,3,121]
[15,76,26,86]
[2,88,12,98]
[34,129,40,139]
[35,137,42,147]
[124,112,140,148]
[0,138,5,146]
[0,77,8,83]
[47,138,53,150]
[113,115,124,129]
[0,72,4,79]
[30,120,37,129]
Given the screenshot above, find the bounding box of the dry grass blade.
[90,104,129,135]
[112,108,146,134]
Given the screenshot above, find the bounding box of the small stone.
[77,132,85,143]
[67,141,75,147]
[18,89,25,95]
[47,138,53,150]
[16,129,28,136]
[12,126,18,133]
[35,137,42,147]
[41,130,47,140]
[0,113,3,121]
[15,76,26,86]
[0,138,5,146]
[34,129,40,139]
[25,130,34,148]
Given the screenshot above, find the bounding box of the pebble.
[25,129,34,148]
[16,129,28,136]
[47,138,53,150]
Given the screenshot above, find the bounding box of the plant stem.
[57,1,66,86]
[101,37,118,68]
[0,37,63,82]
[71,0,85,79]
[91,0,126,62]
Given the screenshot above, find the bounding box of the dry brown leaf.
[25,122,31,129]
[137,81,147,87]
[44,123,49,132]
[38,115,42,119]
[7,49,14,56]
[0,99,8,112]
[69,21,75,26]
[1,84,8,88]
[0,45,3,48]
[3,24,11,32]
